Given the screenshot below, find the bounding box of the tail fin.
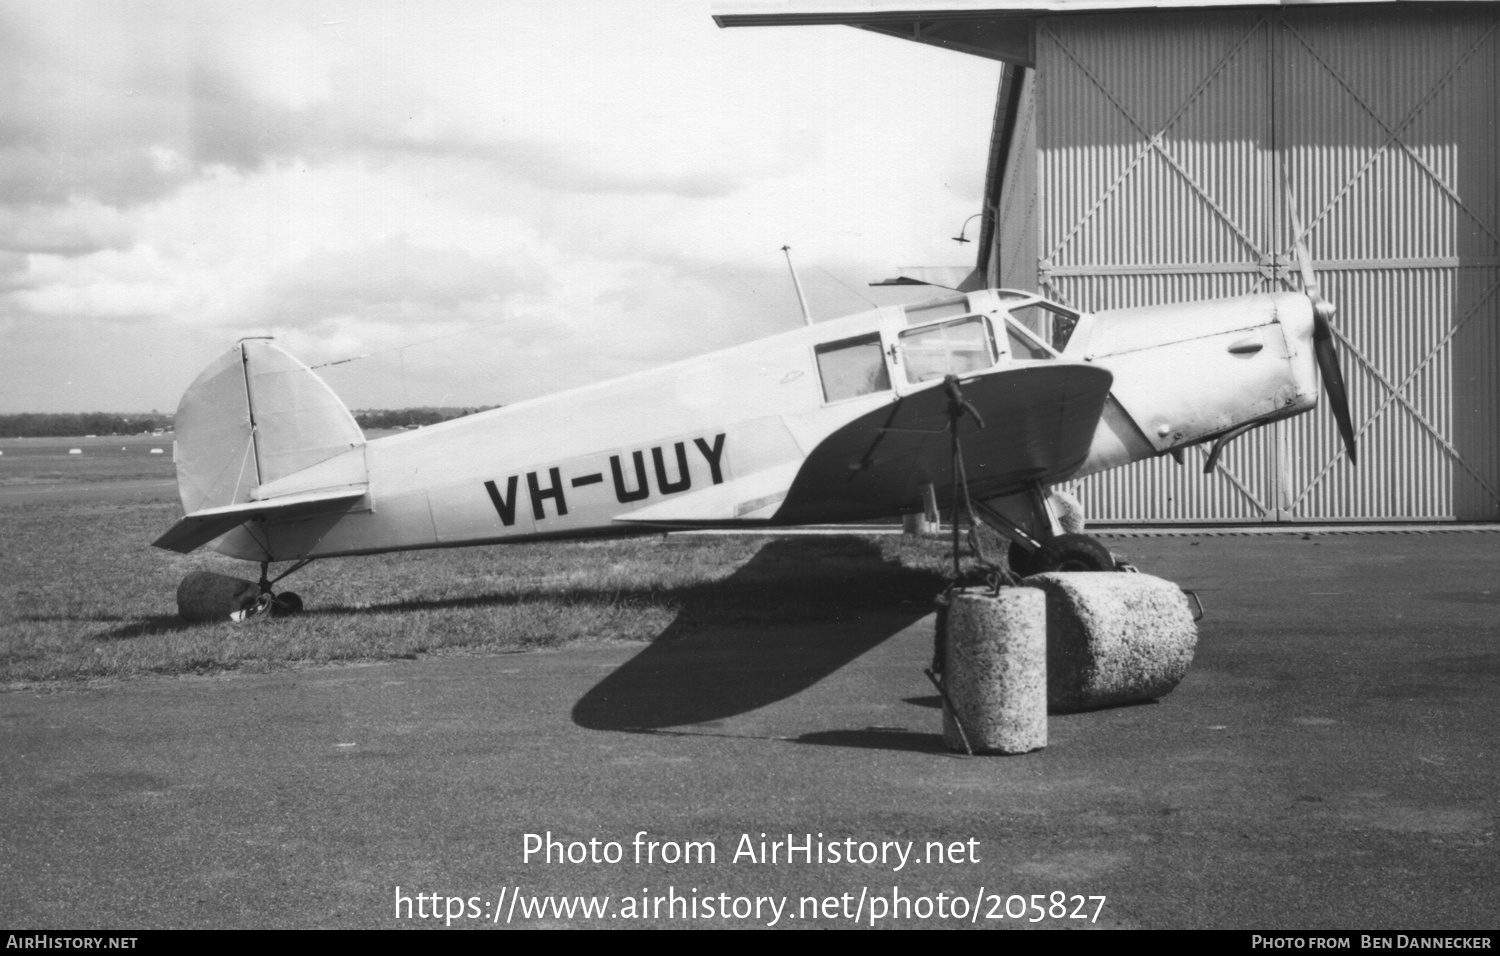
[172,338,365,515]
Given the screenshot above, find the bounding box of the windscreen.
[899,316,996,383]
[1009,303,1080,354]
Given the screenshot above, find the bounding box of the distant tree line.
[352,407,496,430]
[0,407,494,438]
[0,413,173,438]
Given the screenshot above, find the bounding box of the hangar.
[716,1,1500,523]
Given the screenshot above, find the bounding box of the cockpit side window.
[1005,321,1055,361]
[898,316,997,384]
[1008,303,1081,353]
[815,333,891,403]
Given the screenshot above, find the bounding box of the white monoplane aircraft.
[153,230,1354,615]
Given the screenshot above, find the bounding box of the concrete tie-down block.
[942,587,1048,755]
[176,571,265,623]
[1026,572,1197,713]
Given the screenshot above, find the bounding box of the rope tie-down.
[924,375,1042,757]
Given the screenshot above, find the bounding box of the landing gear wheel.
[271,591,304,617]
[1036,533,1115,573]
[229,592,273,623]
[1007,540,1043,577]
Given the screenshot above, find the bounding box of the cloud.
[0,1,1001,413]
[2,245,191,323]
[0,6,196,206]
[0,250,30,289]
[0,201,134,256]
[0,1,994,224]
[0,1,777,216]
[264,233,548,328]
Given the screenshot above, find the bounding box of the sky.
[0,1,1002,413]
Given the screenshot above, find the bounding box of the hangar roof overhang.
[715,0,1500,285]
[713,0,1495,65]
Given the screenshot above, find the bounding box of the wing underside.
[775,363,1112,523]
[608,363,1113,527]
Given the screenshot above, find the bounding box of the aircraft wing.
[152,487,369,554]
[775,363,1113,522]
[611,364,1111,527]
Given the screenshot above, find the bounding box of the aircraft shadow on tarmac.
[571,536,945,745]
[636,724,952,754]
[93,536,956,752]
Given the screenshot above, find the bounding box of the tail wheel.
[229,592,273,623]
[1036,533,1115,573]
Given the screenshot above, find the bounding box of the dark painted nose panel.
[775,363,1113,523]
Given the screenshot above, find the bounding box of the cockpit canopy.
[812,289,1085,405]
[899,289,1082,377]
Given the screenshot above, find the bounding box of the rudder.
[173,338,365,515]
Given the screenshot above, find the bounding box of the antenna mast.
[781,245,813,327]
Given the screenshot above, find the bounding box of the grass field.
[0,433,178,486]
[0,437,968,687]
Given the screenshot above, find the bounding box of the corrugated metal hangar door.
[1034,7,1500,521]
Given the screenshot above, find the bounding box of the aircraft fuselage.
[184,287,1322,563]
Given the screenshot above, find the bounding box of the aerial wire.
[814,264,877,309]
[309,249,790,372]
[308,327,481,369]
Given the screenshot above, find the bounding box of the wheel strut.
[976,484,1124,576]
[255,558,315,616]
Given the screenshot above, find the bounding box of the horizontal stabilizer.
[152,487,367,554]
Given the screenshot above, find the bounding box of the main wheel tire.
[271,591,304,616]
[1036,533,1115,573]
[1008,540,1043,577]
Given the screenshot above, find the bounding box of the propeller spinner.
[1286,186,1358,465]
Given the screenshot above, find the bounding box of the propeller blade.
[1312,309,1357,465]
[1285,182,1321,301]
[1285,165,1356,465]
